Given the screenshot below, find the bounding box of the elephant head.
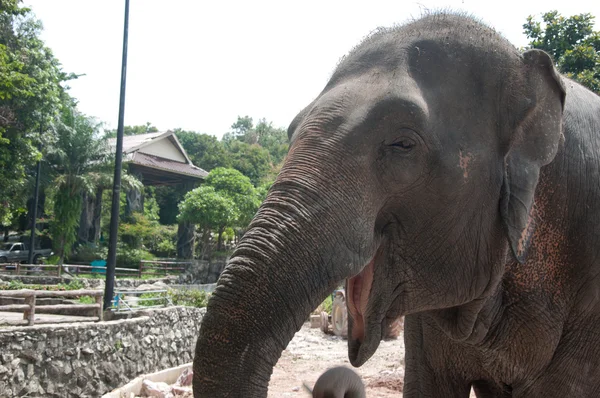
[193,13,565,396]
[311,366,366,398]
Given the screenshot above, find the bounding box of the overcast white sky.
[24,0,600,138]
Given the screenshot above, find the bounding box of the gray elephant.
[193,11,600,397]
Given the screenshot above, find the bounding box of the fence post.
[138,261,143,278]
[23,292,35,326]
[16,263,20,275]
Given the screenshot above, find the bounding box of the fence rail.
[0,263,139,277]
[111,288,172,312]
[0,288,103,326]
[138,260,192,278]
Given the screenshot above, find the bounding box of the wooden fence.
[1,260,191,278]
[0,289,103,326]
[0,263,139,277]
[138,260,192,278]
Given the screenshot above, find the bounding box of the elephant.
[193,11,600,397]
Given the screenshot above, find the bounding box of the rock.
[175,368,193,386]
[140,379,172,398]
[81,347,94,355]
[12,367,24,384]
[172,385,192,396]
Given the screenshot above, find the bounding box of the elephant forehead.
[301,71,430,136]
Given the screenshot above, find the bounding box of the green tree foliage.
[178,185,237,255]
[204,167,261,227]
[0,0,74,225]
[524,10,600,93]
[103,122,158,139]
[254,118,289,164]
[221,116,289,185]
[224,139,273,186]
[174,129,231,171]
[179,167,261,253]
[46,110,109,265]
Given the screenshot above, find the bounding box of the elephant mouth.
[347,256,382,366]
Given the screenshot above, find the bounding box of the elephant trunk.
[193,138,376,396]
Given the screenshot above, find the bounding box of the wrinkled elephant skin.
[193,12,600,398]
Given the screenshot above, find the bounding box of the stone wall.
[177,260,226,285]
[0,306,205,398]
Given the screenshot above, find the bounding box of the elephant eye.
[388,137,416,151]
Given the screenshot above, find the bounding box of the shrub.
[1,279,85,291]
[115,244,154,269]
[68,245,108,263]
[313,294,333,315]
[168,289,211,308]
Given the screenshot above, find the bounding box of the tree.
[205,167,261,228]
[178,185,237,259]
[45,110,145,265]
[524,10,600,94]
[0,1,74,225]
[45,111,108,265]
[224,139,273,186]
[178,167,261,256]
[175,129,231,171]
[103,122,158,139]
[254,118,289,164]
[224,115,253,142]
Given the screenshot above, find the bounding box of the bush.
[168,289,211,308]
[68,245,108,263]
[1,279,85,291]
[313,294,333,315]
[155,238,176,258]
[115,244,154,269]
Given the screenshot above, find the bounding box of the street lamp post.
[27,140,43,265]
[104,0,130,310]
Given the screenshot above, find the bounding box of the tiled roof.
[128,152,208,179]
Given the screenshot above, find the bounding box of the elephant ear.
[501,49,566,263]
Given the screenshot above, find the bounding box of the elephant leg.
[472,380,511,398]
[403,314,472,398]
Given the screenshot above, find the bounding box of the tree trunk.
[177,220,195,259]
[177,182,196,259]
[217,226,225,252]
[77,191,95,244]
[91,188,103,243]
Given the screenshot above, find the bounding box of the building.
[78,131,207,258]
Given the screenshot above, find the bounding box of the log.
[0,319,28,326]
[34,289,103,298]
[0,289,36,298]
[34,316,99,325]
[0,304,31,311]
[35,304,100,311]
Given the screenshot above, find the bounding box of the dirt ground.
[269,322,476,398]
[268,322,406,397]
